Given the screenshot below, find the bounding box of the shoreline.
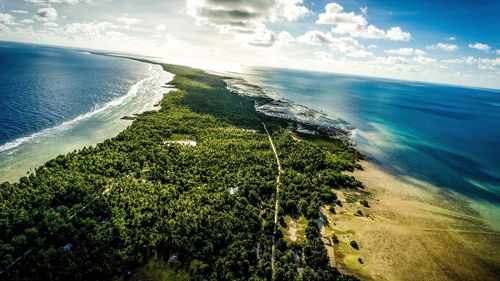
[322,160,500,281]
[0,60,173,183]
[1,54,498,280]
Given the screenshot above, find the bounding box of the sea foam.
[0,63,169,154]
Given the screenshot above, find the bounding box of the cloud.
[184,0,309,47]
[276,31,295,46]
[186,0,309,35]
[298,31,373,58]
[413,56,437,65]
[12,10,29,14]
[316,3,411,41]
[385,27,411,41]
[280,0,309,21]
[298,30,335,45]
[155,24,167,31]
[25,0,91,4]
[496,50,500,55]
[384,48,415,56]
[34,7,58,21]
[20,19,35,24]
[43,22,59,27]
[384,48,427,57]
[443,56,499,70]
[427,43,459,52]
[60,21,115,36]
[329,37,371,57]
[24,0,47,3]
[447,36,456,41]
[117,14,140,27]
[314,51,334,60]
[248,29,276,47]
[317,3,366,26]
[377,56,411,65]
[373,54,436,71]
[468,42,491,52]
[48,0,92,3]
[0,13,16,25]
[414,49,426,56]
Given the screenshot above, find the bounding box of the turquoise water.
[0,42,173,181]
[232,67,500,206]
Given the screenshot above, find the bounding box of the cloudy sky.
[0,0,499,89]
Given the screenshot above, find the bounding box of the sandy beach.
[320,160,500,281]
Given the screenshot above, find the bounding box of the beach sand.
[320,160,500,281]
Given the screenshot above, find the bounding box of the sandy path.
[262,121,282,281]
[324,160,500,281]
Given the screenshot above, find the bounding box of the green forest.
[0,63,363,281]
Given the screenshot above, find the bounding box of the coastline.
[1,55,498,280]
[321,160,500,281]
[0,60,173,183]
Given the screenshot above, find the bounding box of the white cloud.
[24,0,46,3]
[276,31,295,46]
[298,30,335,45]
[427,43,459,52]
[43,22,59,27]
[48,0,92,4]
[12,10,29,14]
[279,0,309,21]
[414,49,426,56]
[298,30,373,58]
[385,27,411,41]
[117,14,140,27]
[60,21,115,36]
[20,19,34,24]
[384,48,415,56]
[441,58,463,64]
[442,56,499,70]
[0,13,16,25]
[25,0,91,4]
[314,51,334,60]
[34,7,58,21]
[316,3,411,41]
[155,24,167,31]
[377,56,411,65]
[468,42,491,52]
[247,29,276,47]
[329,37,364,54]
[360,6,368,15]
[447,36,456,41]
[186,0,308,35]
[413,56,437,65]
[317,3,366,26]
[496,50,500,55]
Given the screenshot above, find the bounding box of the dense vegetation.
[0,63,362,280]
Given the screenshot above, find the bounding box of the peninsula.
[0,64,363,281]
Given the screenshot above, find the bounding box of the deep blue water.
[235,67,500,203]
[0,42,172,181]
[0,41,149,145]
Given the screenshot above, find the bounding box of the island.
[0,63,364,281]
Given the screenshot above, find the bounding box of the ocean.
[229,67,500,209]
[1,42,499,225]
[0,41,173,181]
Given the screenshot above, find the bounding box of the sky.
[0,0,499,89]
